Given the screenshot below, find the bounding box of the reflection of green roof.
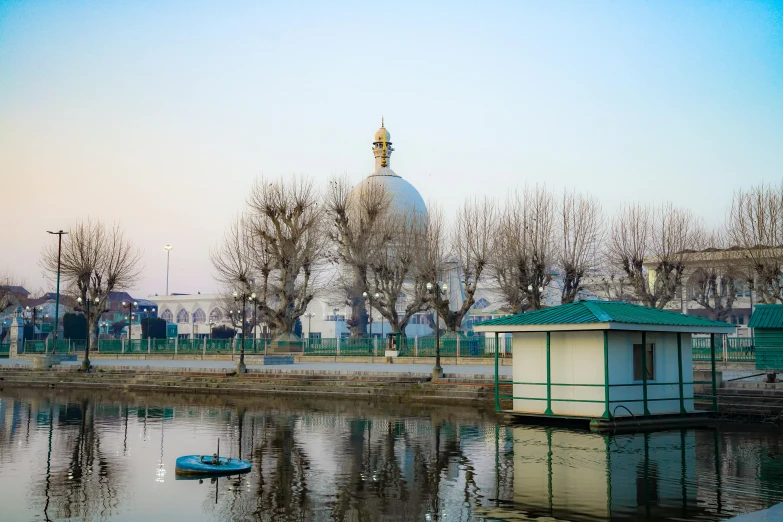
[475,301,734,330]
[749,305,783,329]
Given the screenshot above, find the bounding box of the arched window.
[193,309,206,323]
[161,309,173,323]
[176,309,189,324]
[209,308,223,322]
[472,298,490,310]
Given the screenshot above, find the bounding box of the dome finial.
[373,121,393,169]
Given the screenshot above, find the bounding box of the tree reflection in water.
[29,397,124,520]
[4,389,783,521]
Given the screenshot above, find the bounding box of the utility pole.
[47,230,68,354]
[164,245,173,295]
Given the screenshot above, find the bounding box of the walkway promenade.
[0,356,512,377]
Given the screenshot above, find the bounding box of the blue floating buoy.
[175,455,251,476]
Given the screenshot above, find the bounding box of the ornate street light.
[427,282,449,380]
[142,307,157,339]
[233,290,255,373]
[25,305,43,340]
[122,301,138,341]
[362,291,381,339]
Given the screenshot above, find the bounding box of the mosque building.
[150,122,507,342]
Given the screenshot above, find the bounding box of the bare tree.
[212,176,328,340]
[727,182,783,304]
[432,197,497,332]
[594,267,637,302]
[490,185,556,313]
[367,209,435,334]
[559,190,603,304]
[607,202,697,309]
[325,175,392,337]
[40,219,142,350]
[686,228,742,321]
[0,271,24,314]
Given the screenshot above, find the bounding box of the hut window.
[633,343,655,380]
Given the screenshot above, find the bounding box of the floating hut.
[748,304,783,373]
[474,301,735,431]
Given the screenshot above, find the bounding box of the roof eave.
[473,322,735,334]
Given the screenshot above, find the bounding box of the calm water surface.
[0,388,782,521]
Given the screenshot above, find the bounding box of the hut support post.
[642,331,650,416]
[677,332,686,414]
[710,332,718,412]
[545,331,553,415]
[602,330,611,419]
[494,332,500,411]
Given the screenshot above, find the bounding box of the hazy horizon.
[2,1,782,298]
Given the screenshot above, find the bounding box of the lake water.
[1,388,782,521]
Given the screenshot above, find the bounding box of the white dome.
[356,121,427,216]
[354,168,427,216]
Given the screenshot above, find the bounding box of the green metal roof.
[748,305,783,329]
[474,301,734,329]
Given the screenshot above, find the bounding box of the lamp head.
[76,298,82,304]
[442,284,448,292]
[25,305,30,311]
[122,301,127,306]
[362,291,368,297]
[426,282,433,291]
[233,291,238,298]
[133,301,138,307]
[374,293,380,299]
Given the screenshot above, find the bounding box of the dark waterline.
[0,388,782,521]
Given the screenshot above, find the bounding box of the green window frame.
[633,343,655,380]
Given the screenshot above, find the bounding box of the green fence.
[99,339,123,353]
[692,337,754,362]
[151,339,176,353]
[19,335,509,358]
[206,339,234,354]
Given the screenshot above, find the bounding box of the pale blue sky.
[1,1,782,297]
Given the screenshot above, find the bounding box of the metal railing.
[693,336,754,362]
[4,336,512,358]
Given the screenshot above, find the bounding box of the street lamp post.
[143,308,156,339]
[25,306,42,340]
[122,301,138,341]
[303,312,315,348]
[527,284,544,310]
[233,290,255,373]
[47,230,68,354]
[252,303,259,353]
[76,295,100,371]
[164,245,173,295]
[427,282,448,380]
[362,291,382,339]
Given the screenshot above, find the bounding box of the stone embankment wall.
[0,365,510,408]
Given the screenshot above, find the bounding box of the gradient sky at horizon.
[1,0,782,298]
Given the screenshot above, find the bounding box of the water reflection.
[0,388,782,521]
